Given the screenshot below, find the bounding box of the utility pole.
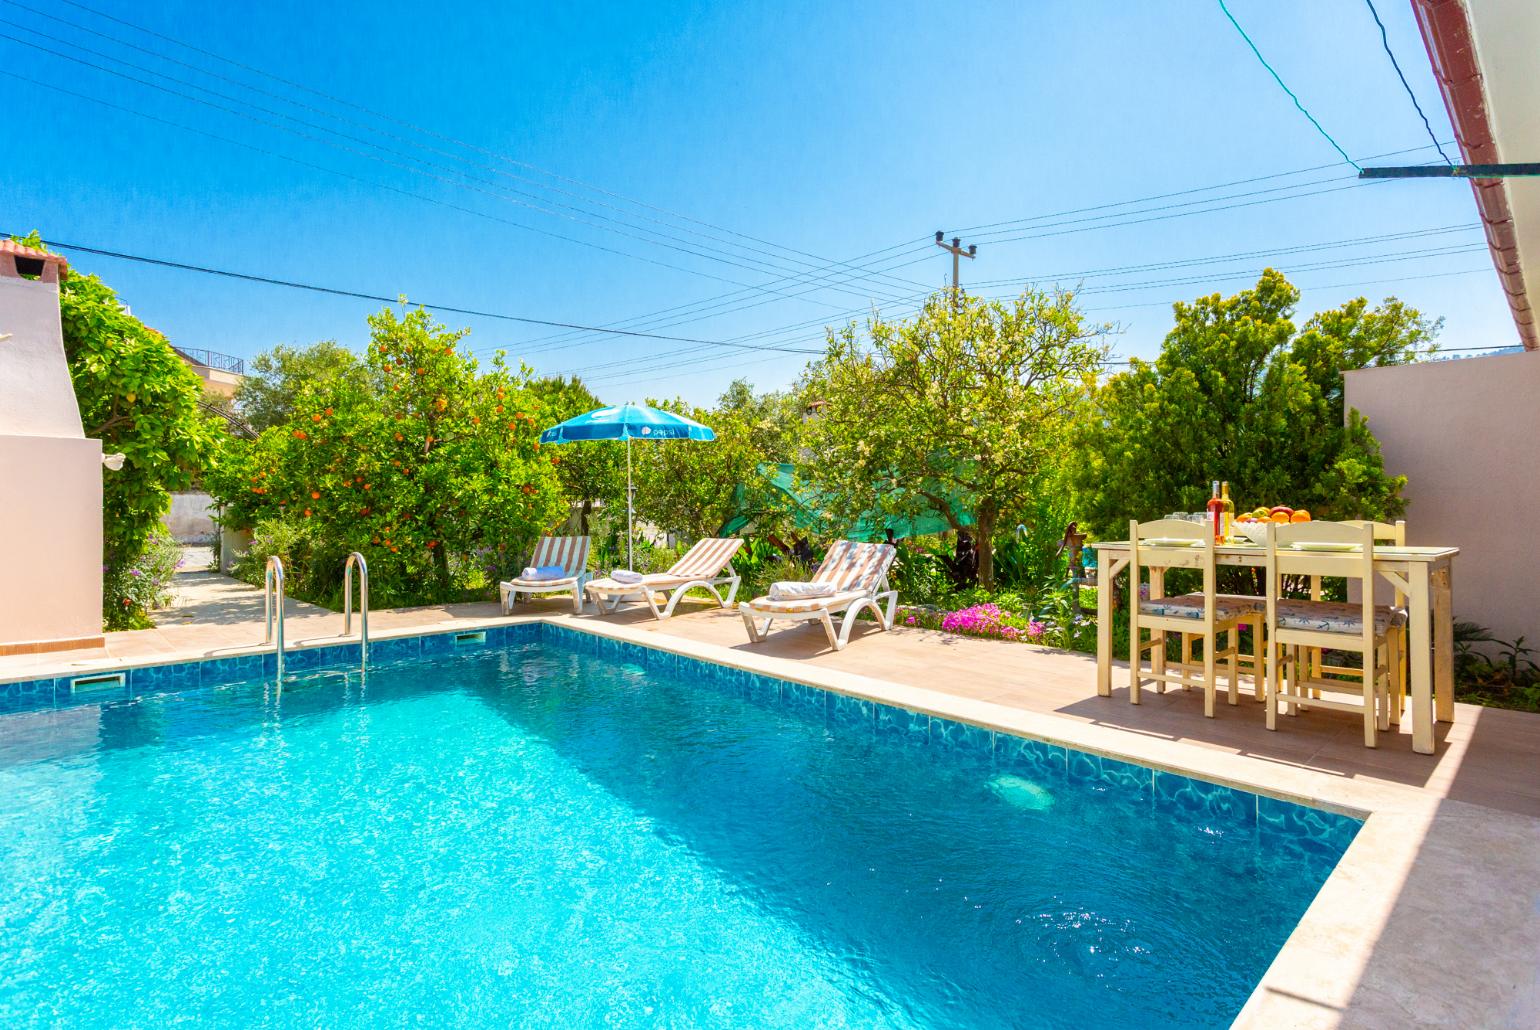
[934,231,977,306]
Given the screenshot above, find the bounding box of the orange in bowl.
[1290,510,1312,523]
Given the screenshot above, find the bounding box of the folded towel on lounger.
[610,569,645,585]
[768,581,835,601]
[520,565,569,582]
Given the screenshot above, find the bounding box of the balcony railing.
[175,347,245,375]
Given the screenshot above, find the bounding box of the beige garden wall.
[1345,351,1540,646]
[0,434,103,648]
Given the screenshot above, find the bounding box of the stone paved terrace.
[3,571,1537,1027]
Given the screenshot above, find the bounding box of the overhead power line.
[6,233,824,355]
[18,0,930,297]
[1216,0,1360,170]
[1362,0,1453,164]
[0,28,920,310]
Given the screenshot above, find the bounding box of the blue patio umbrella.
[539,403,716,568]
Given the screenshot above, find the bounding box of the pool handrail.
[343,552,369,664]
[264,555,286,680]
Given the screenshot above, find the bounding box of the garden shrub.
[209,305,565,609]
[102,527,183,627]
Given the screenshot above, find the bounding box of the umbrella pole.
[626,436,634,570]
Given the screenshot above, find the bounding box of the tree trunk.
[432,538,452,599]
[579,499,592,537]
[975,499,999,589]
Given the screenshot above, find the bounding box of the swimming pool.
[0,625,1358,1028]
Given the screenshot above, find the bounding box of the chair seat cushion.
[1274,599,1406,635]
[744,589,866,614]
[588,575,684,594]
[1139,593,1263,622]
[503,576,579,589]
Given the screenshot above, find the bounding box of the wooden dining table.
[1090,539,1459,754]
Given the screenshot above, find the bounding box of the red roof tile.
[0,238,69,278]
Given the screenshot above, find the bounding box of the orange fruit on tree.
[311,491,321,500]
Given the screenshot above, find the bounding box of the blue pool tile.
[1,675,57,706]
[709,664,752,698]
[780,681,828,722]
[130,660,201,696]
[198,654,268,688]
[741,674,780,708]
[994,735,1068,781]
[830,693,874,732]
[1097,755,1154,800]
[284,643,354,673]
[929,716,993,757]
[1257,796,1361,859]
[370,636,421,663]
[1066,750,1111,791]
[418,632,457,657]
[874,703,929,746]
[1154,770,1257,833]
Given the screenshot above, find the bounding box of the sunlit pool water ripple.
[0,638,1352,1027]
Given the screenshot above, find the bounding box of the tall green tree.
[630,380,800,541]
[1066,269,1439,538]
[234,340,360,432]
[799,289,1108,586]
[527,376,625,535]
[208,305,563,605]
[12,233,220,628]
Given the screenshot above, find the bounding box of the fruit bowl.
[1232,522,1272,545]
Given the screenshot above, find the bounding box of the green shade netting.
[717,464,974,541]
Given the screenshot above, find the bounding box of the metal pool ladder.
[343,551,369,663]
[264,555,286,679]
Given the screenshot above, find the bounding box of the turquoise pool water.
[0,629,1357,1028]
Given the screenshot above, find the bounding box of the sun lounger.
[740,540,897,651]
[499,535,591,613]
[585,537,743,620]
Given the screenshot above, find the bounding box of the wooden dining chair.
[1128,519,1261,717]
[1308,520,1408,724]
[1264,521,1404,748]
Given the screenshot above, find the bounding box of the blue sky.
[3,0,1510,405]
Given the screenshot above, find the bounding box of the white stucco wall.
[0,434,103,645]
[0,277,85,439]
[1344,351,1540,645]
[162,491,217,543]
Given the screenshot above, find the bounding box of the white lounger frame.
[500,572,592,614]
[741,575,898,651]
[587,565,741,620]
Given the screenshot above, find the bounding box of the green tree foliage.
[526,376,625,535]
[799,289,1108,586]
[207,305,564,606]
[629,380,801,542]
[12,233,220,628]
[234,340,360,432]
[1067,269,1439,539]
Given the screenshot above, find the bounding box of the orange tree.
[209,305,564,607]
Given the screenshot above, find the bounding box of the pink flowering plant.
[898,586,1091,650]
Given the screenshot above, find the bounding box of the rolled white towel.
[768,581,835,601]
[520,565,568,582]
[611,569,644,585]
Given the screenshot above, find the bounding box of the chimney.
[0,237,105,654]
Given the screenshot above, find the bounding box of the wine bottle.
[1205,480,1224,541]
[1220,481,1235,541]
